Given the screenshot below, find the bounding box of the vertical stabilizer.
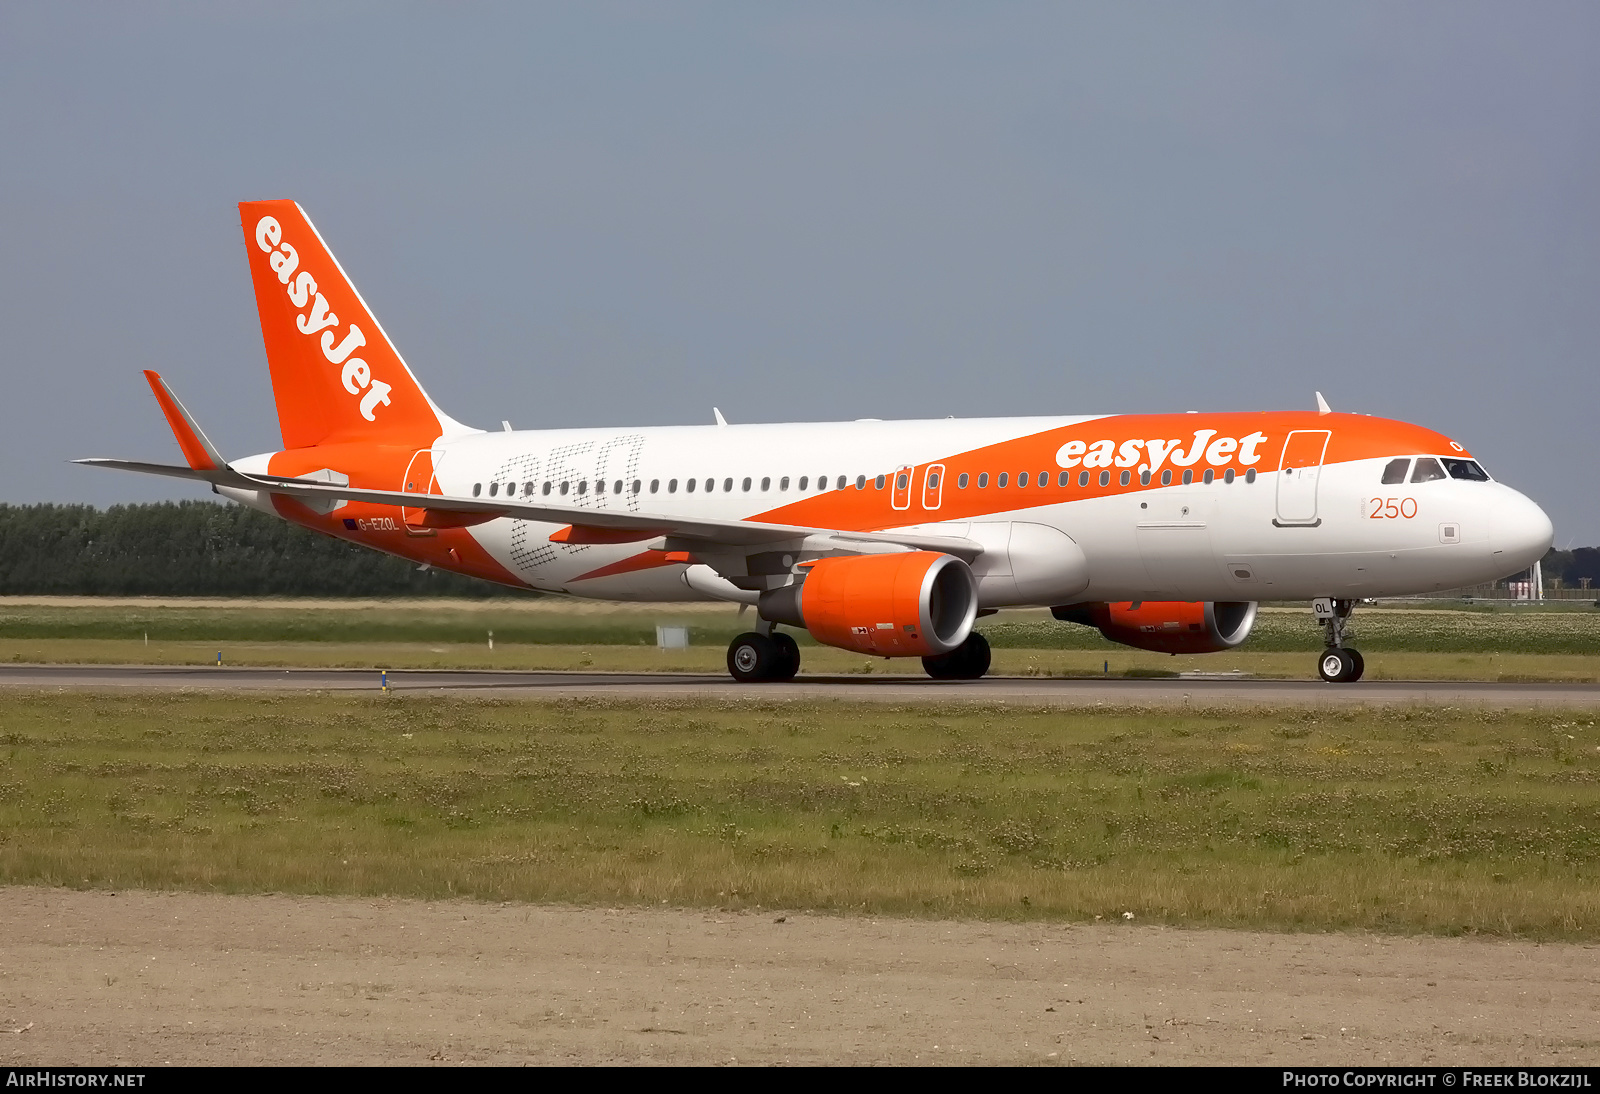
[239,200,473,449]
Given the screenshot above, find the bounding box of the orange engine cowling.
[758,551,978,657]
[1052,601,1257,654]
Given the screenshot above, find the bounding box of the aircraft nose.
[1489,488,1554,576]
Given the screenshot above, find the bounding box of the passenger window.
[489,482,499,497]
[1058,471,1069,487]
[761,477,771,491]
[1411,458,1447,483]
[1443,458,1490,482]
[1203,469,1214,484]
[1161,470,1172,486]
[780,477,789,491]
[896,473,909,490]
[742,477,751,492]
[649,480,659,494]
[1098,470,1110,487]
[472,483,482,497]
[1119,470,1130,486]
[542,481,553,496]
[875,475,885,489]
[855,475,866,489]
[686,479,697,493]
[836,476,846,489]
[928,472,940,489]
[723,478,733,492]
[998,473,1009,488]
[1245,468,1257,483]
[579,481,589,495]
[612,480,621,494]
[506,482,516,494]
[978,473,989,488]
[958,473,969,488]
[631,480,641,494]
[1182,469,1193,485]
[799,476,809,490]
[1039,470,1049,486]
[817,474,827,490]
[1017,472,1029,488]
[1223,469,1234,484]
[560,481,570,495]
[668,479,678,493]
[1077,471,1089,487]
[1381,458,1410,485]
[704,478,714,492]
[1139,470,1151,486]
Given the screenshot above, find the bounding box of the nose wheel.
[1312,597,1365,683]
[1317,646,1365,683]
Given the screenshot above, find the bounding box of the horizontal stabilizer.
[72,458,247,486]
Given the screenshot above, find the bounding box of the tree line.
[1542,547,1600,590]
[0,502,518,597]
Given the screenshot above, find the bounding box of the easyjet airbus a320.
[83,201,1554,683]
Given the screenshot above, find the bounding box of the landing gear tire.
[1317,647,1364,684]
[1312,597,1365,683]
[727,632,779,682]
[922,631,992,681]
[770,632,800,682]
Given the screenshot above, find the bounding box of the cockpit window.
[1381,458,1410,485]
[1443,458,1490,482]
[1410,457,1447,483]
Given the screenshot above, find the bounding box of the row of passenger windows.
[1380,457,1490,485]
[470,465,1262,499]
[473,474,868,498]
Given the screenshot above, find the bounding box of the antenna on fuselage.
[713,407,728,427]
[1315,392,1332,415]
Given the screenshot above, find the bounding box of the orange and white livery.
[83,200,1555,683]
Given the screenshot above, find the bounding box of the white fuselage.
[229,413,1549,606]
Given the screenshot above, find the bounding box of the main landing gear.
[1313,597,1365,683]
[922,632,992,681]
[727,629,800,683]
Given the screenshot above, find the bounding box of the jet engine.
[1052,600,1257,654]
[759,551,978,657]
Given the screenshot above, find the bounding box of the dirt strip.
[0,887,1594,1065]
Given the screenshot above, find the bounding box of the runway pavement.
[2,663,1598,706]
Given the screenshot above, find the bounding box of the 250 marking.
[1368,497,1417,519]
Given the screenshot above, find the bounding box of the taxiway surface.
[1,663,1597,707]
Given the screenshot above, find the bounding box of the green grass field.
[1,693,1596,938]
[0,599,1595,679]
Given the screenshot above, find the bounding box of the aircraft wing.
[75,457,984,560]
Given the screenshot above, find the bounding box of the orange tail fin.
[239,200,470,450]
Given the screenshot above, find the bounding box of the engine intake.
[759,551,977,657]
[1052,600,1257,654]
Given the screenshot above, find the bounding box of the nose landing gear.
[1313,597,1365,683]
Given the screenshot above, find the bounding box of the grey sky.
[3,2,1596,542]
